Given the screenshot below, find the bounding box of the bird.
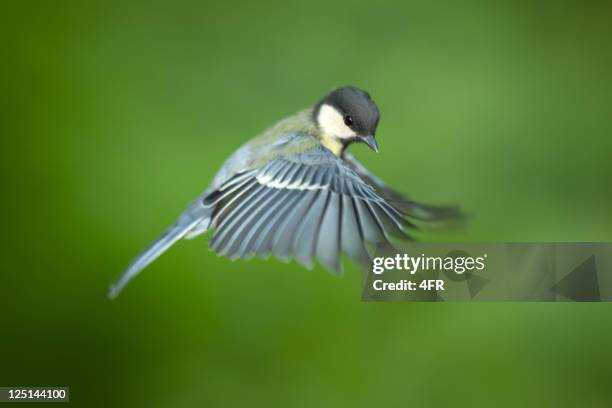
[109,86,459,299]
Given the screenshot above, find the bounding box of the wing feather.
[343,151,461,221]
[341,195,370,266]
[218,187,279,258]
[315,191,342,273]
[210,183,268,253]
[238,189,298,258]
[205,145,416,272]
[271,190,318,261]
[292,190,329,268]
[252,190,302,257]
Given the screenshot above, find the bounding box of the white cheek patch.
[317,104,357,139]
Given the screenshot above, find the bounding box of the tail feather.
[108,218,201,300]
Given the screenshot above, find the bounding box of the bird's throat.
[320,133,344,156]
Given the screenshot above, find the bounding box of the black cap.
[315,86,380,137]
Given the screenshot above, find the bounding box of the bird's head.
[314,86,380,153]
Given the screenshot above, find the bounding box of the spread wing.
[202,146,415,273]
[343,152,461,221]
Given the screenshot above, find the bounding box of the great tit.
[109,86,459,299]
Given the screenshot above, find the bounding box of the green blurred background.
[3,0,612,406]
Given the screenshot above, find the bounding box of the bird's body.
[209,109,320,191]
[109,87,458,299]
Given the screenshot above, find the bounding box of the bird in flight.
[109,86,459,299]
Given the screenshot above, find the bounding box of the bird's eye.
[343,115,353,127]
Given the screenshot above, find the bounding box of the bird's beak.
[362,134,379,152]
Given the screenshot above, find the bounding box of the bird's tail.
[108,205,209,300]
